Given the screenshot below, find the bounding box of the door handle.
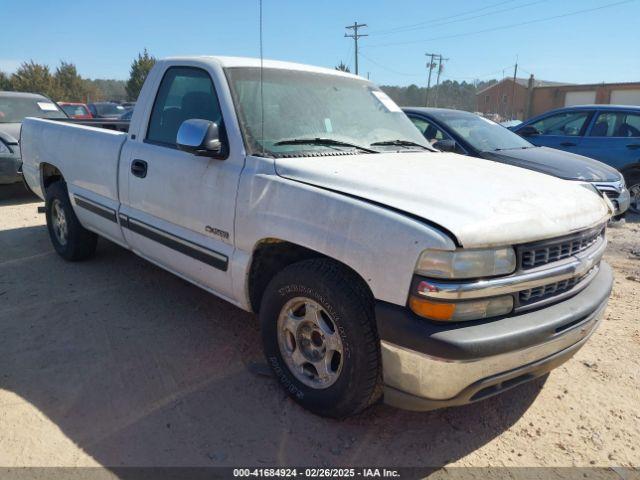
[560,142,577,147]
[131,159,148,178]
[626,144,640,150]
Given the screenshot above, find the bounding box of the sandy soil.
[0,183,638,469]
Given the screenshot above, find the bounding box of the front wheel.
[260,259,381,418]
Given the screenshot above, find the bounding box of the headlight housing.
[415,247,516,279]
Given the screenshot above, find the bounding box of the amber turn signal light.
[409,296,456,321]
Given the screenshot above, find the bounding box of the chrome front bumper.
[377,262,613,411]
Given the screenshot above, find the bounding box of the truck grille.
[518,226,604,270]
[519,269,593,304]
[600,189,618,199]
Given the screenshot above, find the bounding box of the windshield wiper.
[370,139,431,150]
[274,137,379,153]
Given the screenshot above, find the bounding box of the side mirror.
[177,119,225,158]
[433,139,457,152]
[518,125,540,137]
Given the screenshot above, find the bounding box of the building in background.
[476,76,640,120]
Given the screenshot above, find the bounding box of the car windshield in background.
[438,112,533,152]
[0,96,67,123]
[225,67,431,157]
[96,103,126,116]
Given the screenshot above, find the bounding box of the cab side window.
[147,67,223,146]
[529,111,590,136]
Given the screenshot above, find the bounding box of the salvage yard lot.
[0,183,638,468]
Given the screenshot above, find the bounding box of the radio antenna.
[259,0,265,156]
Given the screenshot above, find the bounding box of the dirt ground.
[0,183,638,469]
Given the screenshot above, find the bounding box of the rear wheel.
[625,170,640,214]
[45,181,98,261]
[260,258,381,418]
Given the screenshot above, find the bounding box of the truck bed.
[52,117,130,133]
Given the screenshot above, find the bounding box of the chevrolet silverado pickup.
[21,56,614,418]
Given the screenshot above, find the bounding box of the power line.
[370,0,547,37]
[344,22,368,75]
[358,51,422,77]
[368,0,519,35]
[366,0,636,49]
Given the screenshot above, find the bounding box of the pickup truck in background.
[21,56,614,418]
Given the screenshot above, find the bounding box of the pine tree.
[126,49,156,101]
[10,61,58,98]
[55,61,85,101]
[335,62,351,73]
[0,71,11,91]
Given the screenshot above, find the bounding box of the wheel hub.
[51,199,68,246]
[277,297,344,389]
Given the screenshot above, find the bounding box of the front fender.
[233,159,456,307]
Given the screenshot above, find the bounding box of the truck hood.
[479,146,621,182]
[275,152,610,248]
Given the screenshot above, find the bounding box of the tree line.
[0,50,156,103]
[380,80,497,112]
[334,63,496,112]
[1,52,498,111]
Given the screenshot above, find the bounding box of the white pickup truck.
[21,56,613,418]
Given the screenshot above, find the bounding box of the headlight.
[0,141,11,154]
[415,247,516,279]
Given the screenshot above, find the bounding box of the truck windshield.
[225,67,432,157]
[0,96,67,123]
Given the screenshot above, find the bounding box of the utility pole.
[433,54,448,108]
[344,22,368,76]
[424,53,437,107]
[510,57,519,120]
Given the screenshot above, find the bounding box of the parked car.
[21,56,613,417]
[59,102,93,119]
[118,109,133,121]
[512,105,640,213]
[403,107,630,216]
[0,91,67,184]
[87,102,127,119]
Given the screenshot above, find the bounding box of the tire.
[260,258,382,418]
[45,181,98,261]
[624,170,640,214]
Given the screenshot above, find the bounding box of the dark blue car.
[512,105,640,212]
[403,107,630,217]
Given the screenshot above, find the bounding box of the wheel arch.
[247,238,374,313]
[40,162,65,192]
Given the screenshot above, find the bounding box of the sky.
[1,0,639,86]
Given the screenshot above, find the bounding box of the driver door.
[119,66,243,299]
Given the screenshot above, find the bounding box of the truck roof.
[162,55,361,80]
